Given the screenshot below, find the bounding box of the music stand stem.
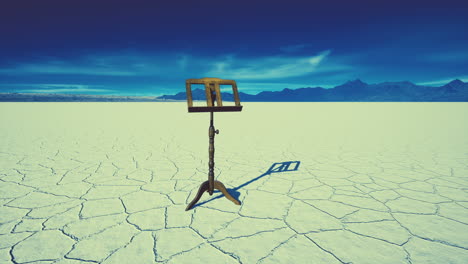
[208,111,215,195]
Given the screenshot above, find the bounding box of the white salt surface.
[0,102,467,263]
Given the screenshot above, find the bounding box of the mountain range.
[0,93,164,102]
[1,79,467,102]
[158,79,468,102]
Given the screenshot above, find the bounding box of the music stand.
[185,77,242,211]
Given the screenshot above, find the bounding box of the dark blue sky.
[0,0,467,96]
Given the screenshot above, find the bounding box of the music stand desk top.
[186,77,242,112]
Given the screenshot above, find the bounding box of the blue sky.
[0,0,467,96]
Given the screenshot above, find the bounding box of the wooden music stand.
[185,77,242,211]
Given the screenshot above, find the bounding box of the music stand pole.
[208,110,216,195]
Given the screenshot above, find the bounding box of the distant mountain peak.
[345,79,367,85]
[447,79,464,85]
[335,79,368,92]
[442,79,466,93]
[442,79,466,91]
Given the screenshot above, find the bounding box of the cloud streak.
[417,76,468,86]
[0,52,177,76]
[0,60,138,76]
[2,83,115,94]
[206,50,332,80]
[21,88,113,93]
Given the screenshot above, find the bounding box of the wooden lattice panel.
[186,77,242,112]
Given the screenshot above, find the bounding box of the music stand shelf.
[188,106,243,112]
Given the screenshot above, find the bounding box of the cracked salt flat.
[0,102,467,264]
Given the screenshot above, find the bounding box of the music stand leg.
[214,181,241,205]
[185,181,209,211]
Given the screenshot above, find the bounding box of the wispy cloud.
[0,61,137,76]
[5,83,114,94]
[0,53,170,76]
[206,50,333,80]
[417,76,468,86]
[22,88,112,93]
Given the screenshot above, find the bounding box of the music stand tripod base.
[185,180,241,211]
[185,77,242,211]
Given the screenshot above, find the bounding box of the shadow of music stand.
[185,77,242,211]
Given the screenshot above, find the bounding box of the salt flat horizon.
[0,102,467,263]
